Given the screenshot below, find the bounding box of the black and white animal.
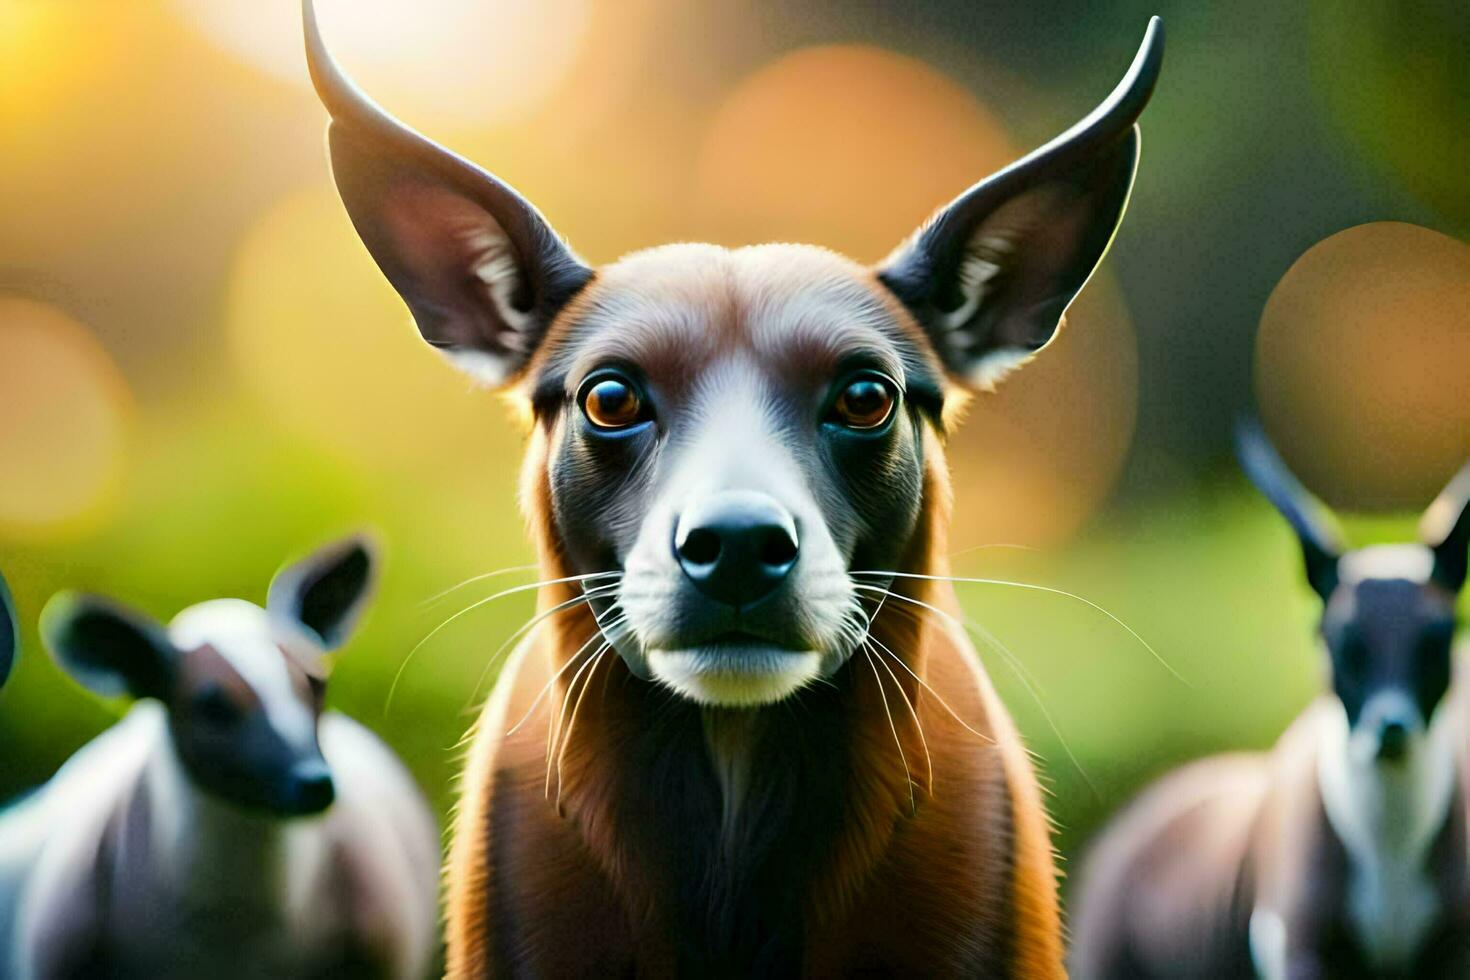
[0,570,15,689]
[1072,426,1470,979]
[0,536,439,979]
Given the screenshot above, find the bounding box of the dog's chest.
[1347,853,1439,969]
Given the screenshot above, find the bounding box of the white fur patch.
[469,226,532,343]
[965,347,1036,392]
[1337,544,1434,585]
[1317,696,1457,968]
[939,234,1009,334]
[445,347,515,387]
[647,647,823,707]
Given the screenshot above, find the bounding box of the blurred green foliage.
[0,0,1466,927]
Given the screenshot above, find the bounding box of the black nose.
[1377,720,1410,762]
[674,491,799,608]
[287,758,335,814]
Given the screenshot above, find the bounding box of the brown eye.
[581,375,647,430]
[830,375,896,430]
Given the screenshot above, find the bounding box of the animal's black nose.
[287,758,336,814]
[675,491,799,608]
[1377,720,1410,762]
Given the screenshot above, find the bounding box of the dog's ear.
[1235,421,1345,602]
[878,18,1162,390]
[303,0,593,387]
[1421,461,1470,593]
[42,593,178,701]
[268,534,378,677]
[0,572,16,689]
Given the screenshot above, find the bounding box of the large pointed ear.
[1235,421,1345,602]
[877,18,1162,390]
[0,572,16,689]
[303,0,594,387]
[1420,460,1470,593]
[40,593,177,700]
[268,534,378,676]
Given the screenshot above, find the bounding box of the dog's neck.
[533,462,947,968]
[142,719,296,910]
[1316,696,1463,968]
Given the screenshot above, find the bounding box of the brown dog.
[305,4,1162,974]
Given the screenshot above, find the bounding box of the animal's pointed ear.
[268,534,378,674]
[1235,421,1345,602]
[0,572,16,688]
[303,0,593,387]
[1420,461,1470,593]
[41,593,177,700]
[878,18,1162,390]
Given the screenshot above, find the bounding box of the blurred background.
[1,0,1466,912]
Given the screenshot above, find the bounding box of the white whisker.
[859,585,1092,783]
[505,619,625,737]
[869,638,933,794]
[555,646,611,814]
[964,614,1099,799]
[851,570,1187,686]
[851,594,995,746]
[419,563,541,608]
[546,643,605,801]
[863,646,916,815]
[459,586,621,710]
[386,578,620,714]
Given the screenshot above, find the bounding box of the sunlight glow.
[171,0,591,131]
[225,189,514,471]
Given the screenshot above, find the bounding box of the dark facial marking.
[167,644,330,816]
[1322,578,1457,727]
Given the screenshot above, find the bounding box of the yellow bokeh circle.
[0,297,132,537]
[694,44,1016,261]
[1255,222,1470,509]
[226,189,514,471]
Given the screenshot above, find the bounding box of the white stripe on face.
[169,599,316,747]
[1338,544,1434,585]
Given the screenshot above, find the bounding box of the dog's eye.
[581,375,647,430]
[192,684,241,726]
[829,375,896,430]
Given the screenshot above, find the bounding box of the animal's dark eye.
[580,374,648,431]
[829,375,897,430]
[192,685,240,726]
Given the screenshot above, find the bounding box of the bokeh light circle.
[226,188,514,471]
[172,0,591,130]
[696,44,1138,546]
[0,297,132,537]
[694,45,1015,262]
[1255,222,1470,509]
[946,278,1138,550]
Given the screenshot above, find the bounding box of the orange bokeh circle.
[0,297,133,537]
[1255,222,1470,509]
